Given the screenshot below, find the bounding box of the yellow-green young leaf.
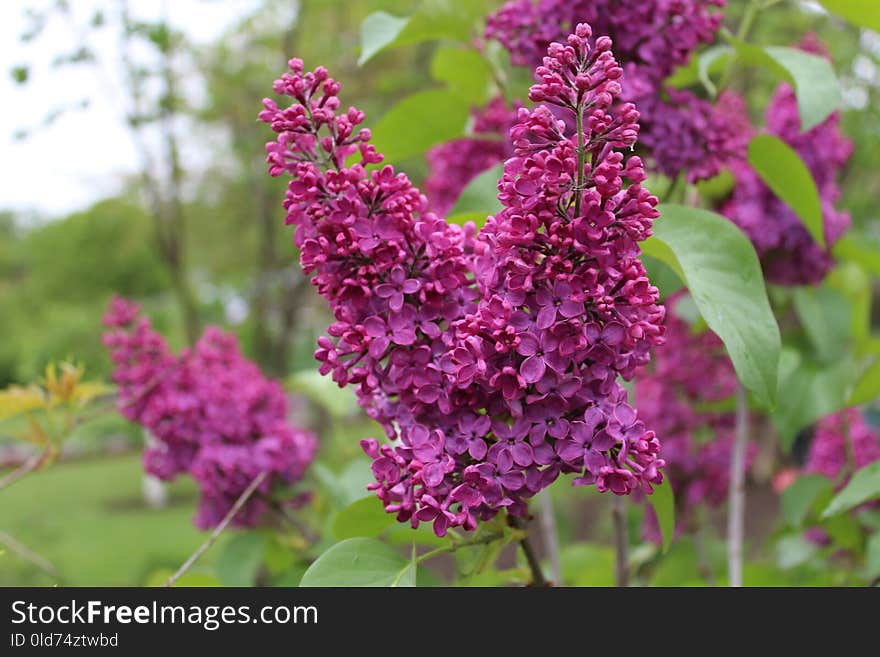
[446,211,490,228]
[333,495,395,541]
[300,538,415,587]
[448,163,504,217]
[818,1,880,32]
[648,476,676,553]
[371,90,469,161]
[849,357,880,406]
[822,461,880,518]
[431,47,492,104]
[748,135,824,248]
[650,205,781,407]
[0,386,45,422]
[70,381,113,406]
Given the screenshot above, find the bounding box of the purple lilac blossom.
[806,408,880,487]
[637,293,756,542]
[721,39,853,286]
[103,297,317,529]
[484,0,743,181]
[260,25,666,537]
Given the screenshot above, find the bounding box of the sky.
[0,0,262,218]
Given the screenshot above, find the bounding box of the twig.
[519,534,548,587]
[268,501,319,544]
[0,450,47,491]
[538,491,562,584]
[612,495,629,587]
[0,530,59,578]
[727,384,749,587]
[165,471,268,587]
[693,526,717,586]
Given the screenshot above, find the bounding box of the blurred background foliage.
[0,0,878,585]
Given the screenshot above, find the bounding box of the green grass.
[0,453,228,586]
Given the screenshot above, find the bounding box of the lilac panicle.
[261,26,665,537]
[483,0,741,182]
[103,297,317,530]
[806,408,880,488]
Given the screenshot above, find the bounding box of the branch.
[727,384,749,587]
[538,491,562,583]
[164,471,268,587]
[611,495,629,587]
[0,450,48,491]
[0,530,59,578]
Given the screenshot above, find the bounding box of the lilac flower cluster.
[636,294,755,542]
[806,408,880,487]
[638,90,752,183]
[424,96,518,216]
[484,0,744,182]
[102,297,317,529]
[261,26,666,536]
[721,42,853,285]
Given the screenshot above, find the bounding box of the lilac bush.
[260,25,666,536]
[103,296,317,529]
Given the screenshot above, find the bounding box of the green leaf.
[646,205,781,406]
[849,357,880,406]
[763,46,842,132]
[642,255,684,301]
[448,163,504,217]
[823,462,880,518]
[359,1,490,66]
[431,47,492,104]
[333,495,395,540]
[300,538,415,587]
[818,1,880,32]
[780,474,833,527]
[748,135,825,248]
[772,349,853,448]
[697,45,732,97]
[648,477,676,553]
[866,532,880,579]
[371,90,469,161]
[312,458,375,508]
[776,534,819,570]
[725,40,842,131]
[358,12,409,66]
[216,532,267,587]
[559,544,615,586]
[792,285,850,364]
